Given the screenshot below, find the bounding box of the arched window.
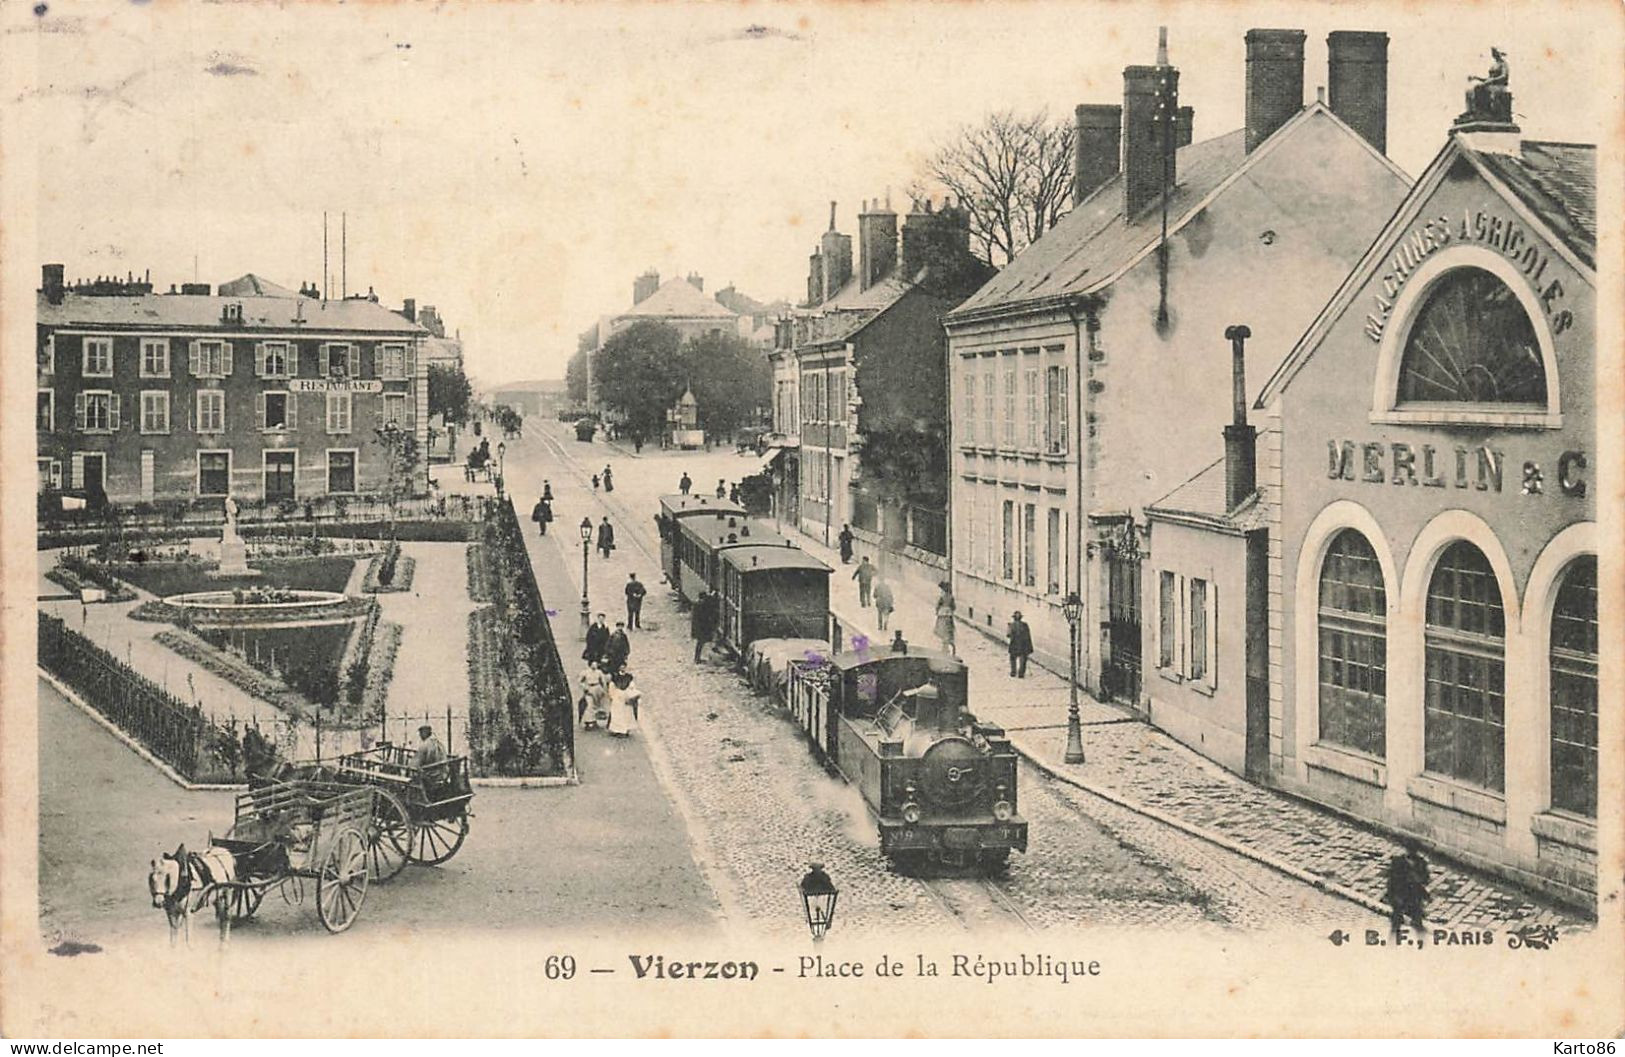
[1550,556,1597,818]
[1423,541,1506,791]
[1317,530,1387,757]
[1397,267,1547,406]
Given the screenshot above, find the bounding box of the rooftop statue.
[1460,48,1515,126]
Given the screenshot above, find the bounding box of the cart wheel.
[407,813,469,865]
[228,884,264,921]
[316,828,370,934]
[364,789,411,883]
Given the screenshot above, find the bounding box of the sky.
[14,0,1616,388]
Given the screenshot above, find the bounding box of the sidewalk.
[791,530,1586,931]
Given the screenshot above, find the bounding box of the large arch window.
[1423,541,1507,791]
[1317,530,1387,757]
[1549,556,1597,818]
[1397,267,1547,407]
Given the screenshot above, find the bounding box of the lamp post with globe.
[1062,591,1086,764]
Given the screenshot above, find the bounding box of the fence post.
[315,712,322,765]
[446,704,453,756]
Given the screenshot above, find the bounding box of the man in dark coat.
[531,496,553,536]
[1386,839,1431,942]
[625,573,647,629]
[852,556,876,607]
[584,613,610,666]
[679,472,692,495]
[597,516,616,559]
[604,620,631,673]
[691,589,719,662]
[838,524,855,564]
[716,479,727,499]
[1007,611,1034,678]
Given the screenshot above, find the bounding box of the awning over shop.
[744,442,795,478]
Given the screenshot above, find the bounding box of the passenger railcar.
[655,495,746,600]
[779,647,1027,871]
[715,545,832,655]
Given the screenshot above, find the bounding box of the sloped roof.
[953,128,1248,316]
[217,273,299,298]
[1472,140,1595,268]
[621,277,739,320]
[797,275,914,348]
[37,292,426,334]
[1146,456,1269,531]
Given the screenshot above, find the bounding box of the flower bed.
[362,541,415,593]
[465,542,493,603]
[109,555,357,598]
[362,621,403,720]
[152,627,315,721]
[45,556,136,602]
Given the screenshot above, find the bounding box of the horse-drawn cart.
[332,743,475,882]
[208,780,378,934]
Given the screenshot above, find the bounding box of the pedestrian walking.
[578,661,608,728]
[729,483,740,505]
[691,589,719,662]
[933,580,957,655]
[597,516,616,559]
[679,472,692,495]
[414,725,447,769]
[602,465,614,493]
[838,524,855,564]
[1007,611,1034,678]
[1385,839,1431,942]
[604,621,631,673]
[852,556,876,607]
[625,572,647,629]
[890,630,909,654]
[716,479,727,499]
[606,668,641,738]
[591,473,600,491]
[873,576,895,630]
[583,613,610,666]
[531,496,553,536]
[542,480,554,502]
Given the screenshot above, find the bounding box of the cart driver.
[415,725,447,770]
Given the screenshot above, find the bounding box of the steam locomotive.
[655,496,1028,872]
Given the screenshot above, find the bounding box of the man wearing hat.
[415,724,447,770]
[1007,611,1034,678]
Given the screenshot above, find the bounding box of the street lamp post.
[798,863,839,942]
[1062,591,1086,764]
[579,517,593,633]
[495,441,507,497]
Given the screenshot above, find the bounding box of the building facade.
[36,265,428,507]
[1253,113,1598,902]
[944,29,1409,690]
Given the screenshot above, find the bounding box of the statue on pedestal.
[1459,48,1514,127]
[217,493,252,576]
[222,494,240,544]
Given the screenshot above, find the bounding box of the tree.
[566,346,589,404]
[428,363,473,424]
[373,425,422,537]
[679,331,771,441]
[593,321,686,439]
[912,108,1074,267]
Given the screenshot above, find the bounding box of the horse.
[147,842,238,945]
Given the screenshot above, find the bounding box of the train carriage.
[716,545,831,655]
[655,495,746,602]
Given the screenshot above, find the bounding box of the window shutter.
[256,392,266,430]
[71,453,84,490]
[1207,582,1219,687]
[255,343,266,378]
[348,345,361,379]
[405,345,417,378]
[405,393,415,427]
[74,392,86,430]
[189,340,201,377]
[222,342,234,377]
[109,394,121,431]
[287,392,298,430]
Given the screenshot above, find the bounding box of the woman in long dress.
[606,669,641,738]
[933,581,957,656]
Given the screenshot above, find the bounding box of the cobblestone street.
[504,421,1375,935]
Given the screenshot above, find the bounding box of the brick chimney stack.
[1327,31,1388,154]
[402,297,416,322]
[633,269,660,305]
[1223,325,1257,511]
[858,197,899,291]
[1245,29,1306,153]
[1122,55,1179,218]
[1073,104,1122,205]
[1174,106,1195,148]
[818,203,853,302]
[42,263,65,305]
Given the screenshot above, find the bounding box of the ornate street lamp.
[798,863,838,942]
[494,441,507,497]
[1062,591,1086,764]
[579,517,594,632]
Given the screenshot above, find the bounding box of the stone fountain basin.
[163,589,349,615]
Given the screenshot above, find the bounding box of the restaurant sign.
[289,379,385,394]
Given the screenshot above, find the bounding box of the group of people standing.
[581,611,639,738]
[836,525,956,656]
[675,472,739,505]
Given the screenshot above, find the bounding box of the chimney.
[807,251,823,305]
[1174,106,1195,148]
[687,272,704,292]
[633,269,660,305]
[819,203,852,300]
[1245,29,1306,153]
[1073,104,1122,204]
[180,282,212,295]
[1327,31,1388,154]
[1222,325,1256,510]
[402,297,417,322]
[858,198,898,290]
[1122,58,1179,218]
[42,263,65,305]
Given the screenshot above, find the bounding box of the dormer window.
[223,302,244,324]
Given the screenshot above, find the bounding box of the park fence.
[38,613,242,783]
